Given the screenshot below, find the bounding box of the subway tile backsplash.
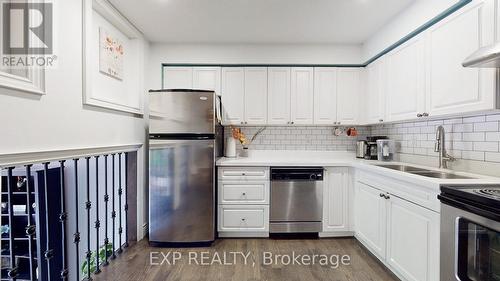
[224,126,370,152]
[223,113,500,164]
[371,113,500,164]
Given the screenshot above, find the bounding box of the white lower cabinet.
[218,166,270,237]
[354,181,387,259]
[218,181,269,205]
[386,194,439,281]
[322,167,352,235]
[218,205,269,237]
[354,179,440,281]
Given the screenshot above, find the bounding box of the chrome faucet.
[435,125,455,169]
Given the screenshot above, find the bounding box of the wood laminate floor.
[95,238,399,281]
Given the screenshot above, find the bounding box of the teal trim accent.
[363,0,472,65]
[160,0,472,71]
[161,64,164,89]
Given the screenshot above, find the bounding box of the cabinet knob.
[242,173,246,176]
[422,113,429,117]
[242,192,246,196]
[417,113,423,118]
[240,122,244,125]
[379,119,384,123]
[291,122,295,125]
[241,218,246,221]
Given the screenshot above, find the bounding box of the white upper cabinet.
[337,68,361,124]
[163,66,221,95]
[268,67,291,125]
[313,68,337,125]
[221,68,245,125]
[365,59,387,124]
[163,67,193,89]
[425,1,496,117]
[386,36,426,122]
[291,67,314,125]
[244,67,268,125]
[193,67,221,95]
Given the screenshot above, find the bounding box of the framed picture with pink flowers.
[99,27,124,80]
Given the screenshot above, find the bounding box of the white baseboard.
[218,232,269,238]
[319,231,354,238]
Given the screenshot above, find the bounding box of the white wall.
[362,0,459,61]
[0,0,148,238]
[147,43,362,89]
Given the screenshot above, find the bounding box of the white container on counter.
[377,139,395,161]
[225,137,237,158]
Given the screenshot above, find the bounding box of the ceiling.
[110,0,415,44]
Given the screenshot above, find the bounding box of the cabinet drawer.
[218,205,269,231]
[218,167,269,181]
[219,181,269,204]
[357,170,440,212]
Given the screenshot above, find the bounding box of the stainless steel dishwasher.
[270,167,323,233]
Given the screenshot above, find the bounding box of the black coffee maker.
[366,136,387,160]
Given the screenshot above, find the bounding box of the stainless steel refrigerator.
[148,89,223,246]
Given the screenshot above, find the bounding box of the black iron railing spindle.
[6,167,18,280]
[111,154,116,259]
[103,155,110,266]
[59,161,69,280]
[85,157,92,281]
[124,153,129,248]
[73,159,81,281]
[43,162,54,281]
[117,153,123,253]
[25,165,36,280]
[94,156,101,274]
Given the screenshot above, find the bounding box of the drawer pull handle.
[379,193,385,198]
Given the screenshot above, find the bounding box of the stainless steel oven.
[270,167,323,233]
[439,185,500,281]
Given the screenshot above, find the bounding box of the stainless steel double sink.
[375,164,476,179]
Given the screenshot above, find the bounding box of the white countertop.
[216,150,500,188]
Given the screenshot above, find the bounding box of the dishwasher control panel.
[271,167,324,181]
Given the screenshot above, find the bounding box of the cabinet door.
[354,181,387,260]
[337,68,361,125]
[386,195,440,281]
[244,67,268,125]
[291,67,314,124]
[163,67,193,89]
[387,36,426,122]
[323,167,351,233]
[221,68,245,125]
[193,67,221,96]
[365,60,387,124]
[313,68,337,125]
[426,1,495,116]
[268,67,291,125]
